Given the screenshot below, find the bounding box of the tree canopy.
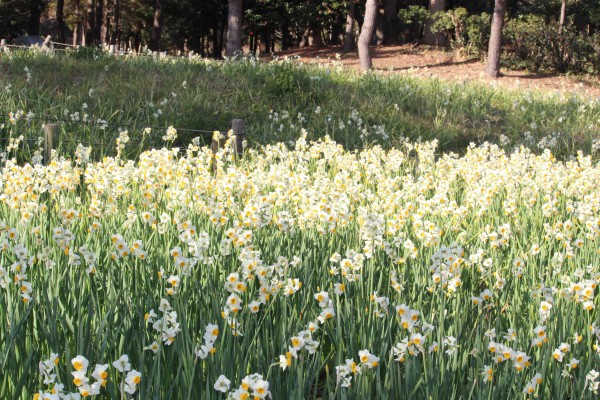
[0,0,598,73]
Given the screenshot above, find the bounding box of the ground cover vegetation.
[0,49,600,399]
[1,50,600,161]
[1,0,599,75]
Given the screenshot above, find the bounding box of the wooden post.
[231,118,245,158]
[0,39,5,49]
[42,35,52,51]
[44,123,58,165]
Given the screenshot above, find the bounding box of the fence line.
[0,113,220,135]
[1,115,246,165]
[0,40,227,63]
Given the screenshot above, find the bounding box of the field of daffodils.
[1,133,599,399]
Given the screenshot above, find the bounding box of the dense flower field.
[1,133,599,399]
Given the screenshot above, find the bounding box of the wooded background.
[1,0,599,74]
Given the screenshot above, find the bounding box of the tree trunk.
[270,29,276,52]
[486,0,506,78]
[423,0,446,46]
[218,15,226,58]
[104,16,110,44]
[375,4,384,45]
[281,22,291,50]
[85,0,95,46]
[95,0,103,44]
[251,31,258,53]
[330,23,341,45]
[343,0,355,52]
[29,0,42,35]
[111,0,119,46]
[225,0,243,57]
[383,0,398,44]
[149,0,163,52]
[212,27,218,58]
[199,31,205,57]
[309,22,323,47]
[299,26,310,47]
[259,28,269,55]
[559,0,566,29]
[73,23,79,46]
[358,0,378,71]
[56,0,66,43]
[73,0,81,46]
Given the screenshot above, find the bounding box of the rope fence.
[0,113,246,165]
[0,113,219,135]
[0,38,227,62]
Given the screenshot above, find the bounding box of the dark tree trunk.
[281,22,291,50]
[85,0,95,46]
[29,0,42,35]
[330,23,341,45]
[247,30,254,54]
[375,4,384,45]
[270,28,276,52]
[212,27,218,58]
[486,0,506,78]
[259,28,269,54]
[104,16,110,44]
[218,16,225,58]
[111,0,119,45]
[251,31,258,53]
[226,0,243,57]
[95,0,103,44]
[423,0,446,46]
[149,0,163,52]
[383,0,398,44]
[198,30,204,56]
[358,0,378,71]
[309,21,323,47]
[343,0,356,52]
[56,0,66,43]
[299,26,310,47]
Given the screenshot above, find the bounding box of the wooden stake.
[231,118,245,158]
[44,123,58,165]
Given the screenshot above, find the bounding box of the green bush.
[430,9,456,45]
[430,8,488,54]
[504,15,600,74]
[397,5,430,41]
[464,13,491,56]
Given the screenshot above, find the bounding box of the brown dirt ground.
[271,45,600,99]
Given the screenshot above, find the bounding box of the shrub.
[504,15,600,74]
[430,8,487,53]
[397,5,430,41]
[464,12,491,56]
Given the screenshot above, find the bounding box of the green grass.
[0,49,599,161]
[1,49,600,400]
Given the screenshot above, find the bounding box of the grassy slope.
[0,50,599,159]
